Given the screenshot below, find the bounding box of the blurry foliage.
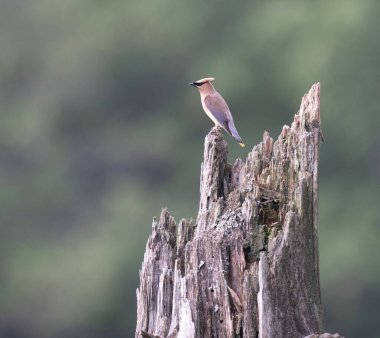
[0,0,379,337]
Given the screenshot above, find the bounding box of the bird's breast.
[201,99,220,126]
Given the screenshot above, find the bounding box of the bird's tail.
[227,120,245,147]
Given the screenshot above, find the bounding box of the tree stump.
[135,83,343,338]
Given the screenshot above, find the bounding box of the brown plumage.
[190,77,245,147]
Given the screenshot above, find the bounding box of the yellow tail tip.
[239,142,245,148]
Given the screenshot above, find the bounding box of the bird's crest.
[195,77,215,84]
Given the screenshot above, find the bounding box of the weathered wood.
[135,83,342,338]
[304,334,344,338]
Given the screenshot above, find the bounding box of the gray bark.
[135,83,343,338]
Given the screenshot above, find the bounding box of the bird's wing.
[204,94,232,132]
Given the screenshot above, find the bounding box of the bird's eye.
[196,82,205,87]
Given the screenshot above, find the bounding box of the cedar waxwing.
[190,77,245,147]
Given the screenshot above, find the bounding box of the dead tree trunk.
[135,84,342,338]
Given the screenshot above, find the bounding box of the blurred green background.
[1,1,379,337]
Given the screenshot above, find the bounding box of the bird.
[190,77,245,147]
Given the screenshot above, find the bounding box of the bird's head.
[189,77,215,89]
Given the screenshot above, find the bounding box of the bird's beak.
[189,82,197,87]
